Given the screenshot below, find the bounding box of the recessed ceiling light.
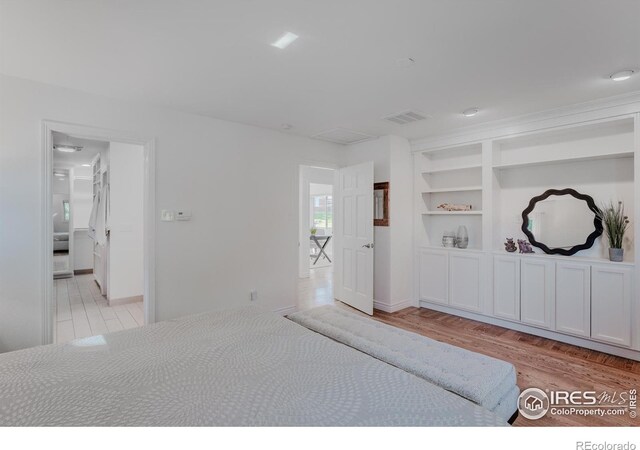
[610,70,635,81]
[54,145,83,153]
[462,107,479,117]
[81,164,92,167]
[271,32,298,49]
[54,172,65,177]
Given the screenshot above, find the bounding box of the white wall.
[0,74,342,352]
[299,166,335,278]
[108,142,145,300]
[388,136,414,308]
[342,136,413,310]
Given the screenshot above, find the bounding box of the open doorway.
[44,122,155,345]
[298,165,336,311]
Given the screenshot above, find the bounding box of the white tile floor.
[54,274,144,344]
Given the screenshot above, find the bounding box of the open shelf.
[422,210,483,216]
[422,186,483,194]
[493,150,633,170]
[422,163,482,174]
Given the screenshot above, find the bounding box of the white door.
[334,161,374,315]
[591,264,632,347]
[449,253,483,312]
[419,249,448,305]
[520,259,555,329]
[493,256,520,321]
[556,262,591,337]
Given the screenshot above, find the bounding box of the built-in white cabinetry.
[419,249,637,359]
[556,262,591,337]
[419,249,448,305]
[520,259,555,329]
[591,265,633,347]
[418,248,484,311]
[449,253,483,312]
[414,110,640,360]
[493,256,520,321]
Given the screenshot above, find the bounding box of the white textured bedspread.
[0,307,505,426]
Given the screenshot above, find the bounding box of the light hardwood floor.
[297,271,640,427]
[297,266,334,311]
[54,274,144,344]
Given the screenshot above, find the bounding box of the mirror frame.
[373,182,389,226]
[521,188,603,256]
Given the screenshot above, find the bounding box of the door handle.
[362,243,374,249]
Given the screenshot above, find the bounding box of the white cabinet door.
[556,262,591,337]
[493,256,520,321]
[591,265,632,347]
[449,253,483,312]
[419,249,448,305]
[520,259,555,329]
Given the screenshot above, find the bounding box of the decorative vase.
[609,248,624,262]
[442,231,456,248]
[456,225,469,249]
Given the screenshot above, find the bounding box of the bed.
[0,307,507,426]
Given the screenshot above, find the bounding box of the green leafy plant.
[597,201,630,249]
[310,227,317,235]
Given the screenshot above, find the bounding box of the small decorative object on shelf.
[310,227,317,236]
[456,225,469,249]
[442,231,456,248]
[517,239,535,254]
[437,203,472,212]
[504,238,517,252]
[597,200,630,262]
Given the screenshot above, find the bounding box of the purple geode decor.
[517,239,535,254]
[504,238,517,253]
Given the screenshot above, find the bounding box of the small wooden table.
[310,235,332,265]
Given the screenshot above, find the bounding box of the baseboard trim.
[74,269,93,275]
[274,305,298,316]
[108,295,143,307]
[373,299,412,313]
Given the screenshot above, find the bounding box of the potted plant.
[310,227,317,236]
[597,201,630,262]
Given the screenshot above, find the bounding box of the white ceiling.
[2,0,639,141]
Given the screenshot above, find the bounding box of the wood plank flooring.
[297,271,640,426]
[54,274,144,344]
[374,307,640,427]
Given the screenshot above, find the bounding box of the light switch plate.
[161,210,175,221]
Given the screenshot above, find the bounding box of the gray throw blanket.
[288,305,519,420]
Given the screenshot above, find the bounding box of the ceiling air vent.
[383,110,430,125]
[311,128,377,145]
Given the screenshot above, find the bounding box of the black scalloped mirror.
[521,188,603,256]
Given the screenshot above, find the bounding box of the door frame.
[297,162,338,279]
[41,120,157,345]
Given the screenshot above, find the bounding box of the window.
[63,200,70,222]
[310,194,333,232]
